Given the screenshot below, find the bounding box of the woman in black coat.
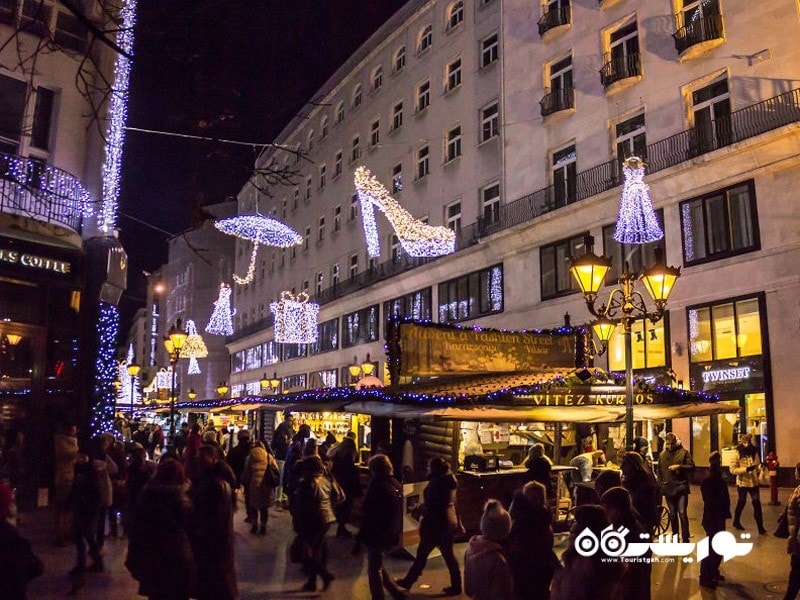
[396,457,462,596]
[331,436,362,538]
[294,455,336,592]
[357,454,405,600]
[126,458,197,600]
[621,452,661,535]
[509,481,555,599]
[524,443,554,499]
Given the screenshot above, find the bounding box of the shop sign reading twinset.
[0,247,72,275]
[690,356,763,394]
[516,387,655,407]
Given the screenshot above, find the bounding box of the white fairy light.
[206,283,234,336]
[99,0,138,234]
[180,319,208,359]
[188,357,201,375]
[354,166,455,258]
[613,157,664,245]
[270,291,320,344]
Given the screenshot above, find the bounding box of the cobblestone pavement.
[17,486,792,599]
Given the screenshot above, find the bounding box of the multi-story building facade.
[228,0,800,476]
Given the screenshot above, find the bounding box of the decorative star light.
[206,283,234,336]
[613,157,664,245]
[354,166,455,258]
[215,214,303,284]
[180,320,208,360]
[270,291,320,344]
[99,0,137,235]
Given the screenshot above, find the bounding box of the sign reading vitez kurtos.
[399,322,577,376]
[515,388,656,406]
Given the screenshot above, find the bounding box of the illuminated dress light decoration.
[90,302,120,435]
[215,214,302,284]
[99,0,138,234]
[613,157,664,245]
[206,283,235,336]
[180,320,208,374]
[117,344,140,404]
[270,291,320,344]
[354,166,455,258]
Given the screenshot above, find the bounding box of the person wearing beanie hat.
[464,499,513,600]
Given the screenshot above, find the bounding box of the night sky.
[118,0,407,331]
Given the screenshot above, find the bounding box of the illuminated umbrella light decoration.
[613,157,664,245]
[270,292,320,344]
[180,320,208,374]
[214,214,303,285]
[206,283,235,336]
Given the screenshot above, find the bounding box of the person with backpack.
[356,454,405,600]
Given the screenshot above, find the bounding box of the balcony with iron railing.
[0,152,91,234]
[540,87,575,117]
[600,52,642,89]
[229,87,800,343]
[673,13,724,56]
[538,5,570,37]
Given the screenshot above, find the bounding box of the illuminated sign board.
[701,367,751,384]
[0,248,72,274]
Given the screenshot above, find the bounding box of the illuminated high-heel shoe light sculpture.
[354,166,456,258]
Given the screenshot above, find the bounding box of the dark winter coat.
[420,472,459,539]
[508,489,555,599]
[331,440,363,500]
[126,483,196,599]
[226,440,251,486]
[294,474,336,537]
[658,444,694,498]
[241,446,277,509]
[701,469,731,533]
[624,475,661,535]
[191,466,238,600]
[525,457,554,498]
[357,473,403,549]
[0,520,43,600]
[272,421,295,460]
[69,460,101,523]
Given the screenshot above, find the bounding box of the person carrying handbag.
[729,433,766,534]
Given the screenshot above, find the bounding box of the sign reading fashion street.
[0,247,72,274]
[398,322,576,376]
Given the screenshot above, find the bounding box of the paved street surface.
[19,485,792,599]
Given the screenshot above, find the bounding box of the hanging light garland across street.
[270,291,320,344]
[613,156,664,245]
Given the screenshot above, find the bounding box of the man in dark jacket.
[357,454,405,600]
[658,432,694,542]
[226,430,254,521]
[273,412,296,506]
[396,457,462,596]
[700,451,730,589]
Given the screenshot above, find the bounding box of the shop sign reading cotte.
[0,248,72,274]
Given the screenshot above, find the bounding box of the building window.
[332,263,340,287]
[304,226,311,251]
[602,209,664,282]
[418,24,433,53]
[385,288,432,335]
[370,118,380,147]
[438,264,504,323]
[393,46,406,72]
[293,187,299,210]
[30,87,55,151]
[689,74,731,154]
[541,55,574,116]
[447,0,464,30]
[334,151,343,177]
[281,199,287,219]
[368,255,378,271]
[311,318,339,355]
[352,84,362,108]
[446,201,462,231]
[343,305,380,347]
[681,180,759,265]
[351,136,360,162]
[675,0,724,55]
[688,295,763,363]
[390,234,402,262]
[608,314,669,371]
[481,182,501,225]
[315,272,324,296]
[416,79,430,113]
[350,194,358,220]
[318,216,325,240]
[601,20,640,88]
[0,75,28,153]
[335,101,345,124]
[333,205,341,232]
[615,112,646,161]
[283,343,308,361]
[349,253,359,280]
[417,145,430,179]
[318,163,327,189]
[552,144,576,206]
[445,126,462,162]
[306,130,314,152]
[540,233,586,300]
[480,32,499,68]
[320,115,329,138]
[305,176,313,201]
[392,102,403,131]
[445,58,462,92]
[371,66,383,92]
[392,164,403,194]
[480,101,499,143]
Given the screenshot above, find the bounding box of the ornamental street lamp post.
[163,320,188,449]
[348,354,375,385]
[126,362,141,422]
[570,235,680,448]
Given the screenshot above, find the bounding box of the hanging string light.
[215,214,303,285]
[188,357,201,375]
[180,320,208,362]
[206,283,235,336]
[613,157,664,245]
[354,166,456,258]
[90,303,119,436]
[270,291,320,344]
